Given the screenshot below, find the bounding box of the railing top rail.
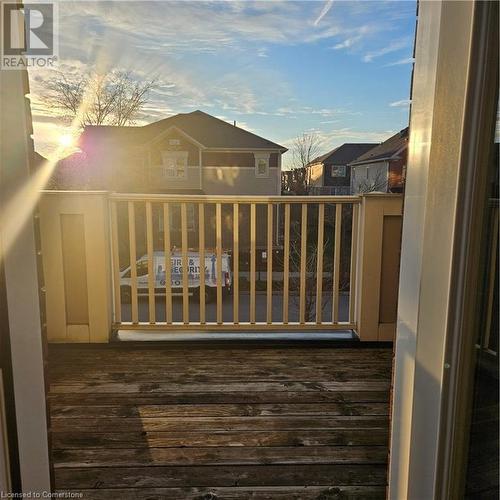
[109,193,362,204]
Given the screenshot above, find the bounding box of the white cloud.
[363,39,410,62]
[315,127,394,144]
[272,106,359,119]
[385,57,414,67]
[314,0,335,26]
[390,99,411,107]
[331,25,377,51]
[333,37,358,50]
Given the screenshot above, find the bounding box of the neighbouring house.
[52,110,287,269]
[306,143,379,195]
[349,127,408,194]
[53,110,287,195]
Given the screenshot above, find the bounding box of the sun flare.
[58,133,74,148]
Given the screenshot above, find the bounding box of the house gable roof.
[80,110,287,152]
[349,127,409,166]
[309,143,380,166]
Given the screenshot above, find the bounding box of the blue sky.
[29,0,416,166]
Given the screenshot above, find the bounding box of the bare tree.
[46,71,155,127]
[292,132,322,169]
[287,131,322,194]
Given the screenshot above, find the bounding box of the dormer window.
[254,153,270,178]
[161,151,188,179]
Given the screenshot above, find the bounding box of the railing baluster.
[110,194,361,330]
[266,203,273,324]
[216,203,223,325]
[332,204,342,323]
[127,201,138,324]
[163,203,172,324]
[299,203,308,324]
[198,203,205,325]
[349,204,359,325]
[110,201,121,323]
[283,203,290,324]
[315,203,325,324]
[233,203,239,325]
[146,202,155,324]
[250,203,256,324]
[181,203,189,324]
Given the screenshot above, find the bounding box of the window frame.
[254,153,270,178]
[330,165,346,177]
[160,150,188,180]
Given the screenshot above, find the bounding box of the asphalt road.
[121,292,350,324]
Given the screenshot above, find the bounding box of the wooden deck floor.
[48,344,392,499]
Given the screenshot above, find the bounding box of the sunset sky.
[28,0,416,166]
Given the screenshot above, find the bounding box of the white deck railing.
[39,191,403,342]
[109,194,360,330]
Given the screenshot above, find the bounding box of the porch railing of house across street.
[39,190,403,341]
[109,194,359,330]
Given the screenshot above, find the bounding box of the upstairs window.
[254,153,270,178]
[161,151,188,179]
[331,165,346,177]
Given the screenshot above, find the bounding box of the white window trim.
[331,165,346,177]
[254,153,270,178]
[160,150,188,179]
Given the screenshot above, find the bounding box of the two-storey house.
[70,110,287,195]
[349,128,408,194]
[307,143,378,195]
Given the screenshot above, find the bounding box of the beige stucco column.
[39,191,112,343]
[355,193,403,341]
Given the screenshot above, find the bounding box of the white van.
[120,251,232,303]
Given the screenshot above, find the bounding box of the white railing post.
[355,193,404,341]
[39,191,112,342]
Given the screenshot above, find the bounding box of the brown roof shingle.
[349,127,409,165]
[310,143,380,166]
[80,110,287,152]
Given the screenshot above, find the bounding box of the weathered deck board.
[52,429,389,449]
[49,344,392,498]
[48,390,390,405]
[59,486,387,500]
[53,464,388,488]
[50,402,388,418]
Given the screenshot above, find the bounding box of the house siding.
[308,163,324,187]
[203,152,279,168]
[351,161,389,194]
[351,154,406,194]
[203,167,280,195]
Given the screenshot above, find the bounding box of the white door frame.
[0,43,51,496]
[389,1,496,498]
